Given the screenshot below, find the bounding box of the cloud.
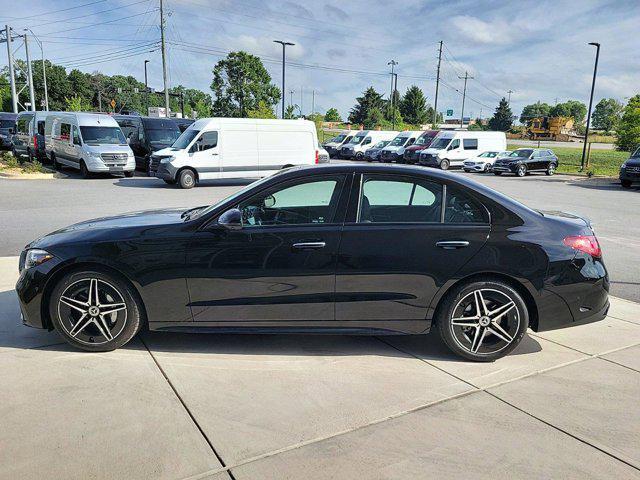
[449,15,513,45]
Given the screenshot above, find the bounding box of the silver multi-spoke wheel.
[449,288,520,356]
[57,277,128,346]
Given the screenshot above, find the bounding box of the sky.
[1,0,639,121]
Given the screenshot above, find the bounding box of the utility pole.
[458,71,474,128]
[581,42,600,171]
[507,89,513,104]
[24,33,35,111]
[274,40,295,118]
[5,26,18,113]
[144,59,150,115]
[300,86,303,116]
[392,73,398,130]
[159,0,170,117]
[433,40,443,127]
[387,60,398,115]
[311,89,315,116]
[24,29,47,110]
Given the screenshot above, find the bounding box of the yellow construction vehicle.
[527,116,575,141]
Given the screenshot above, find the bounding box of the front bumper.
[85,156,135,173]
[15,257,63,330]
[403,151,422,164]
[380,151,403,163]
[491,163,518,173]
[620,167,640,183]
[463,162,488,172]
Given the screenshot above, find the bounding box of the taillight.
[563,235,601,257]
[33,135,38,150]
[315,149,319,164]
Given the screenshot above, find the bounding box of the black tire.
[49,269,143,352]
[355,152,364,161]
[28,149,34,163]
[163,178,177,185]
[435,279,529,362]
[440,159,450,170]
[124,171,134,178]
[621,180,632,188]
[516,163,527,177]
[80,160,91,179]
[178,168,196,189]
[51,153,61,170]
[493,171,502,176]
[546,163,556,176]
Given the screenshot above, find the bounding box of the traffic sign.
[447,109,453,116]
[110,99,116,108]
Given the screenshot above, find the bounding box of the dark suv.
[620,146,640,188]
[492,148,558,177]
[114,115,183,172]
[0,112,17,150]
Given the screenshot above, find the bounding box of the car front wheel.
[621,180,632,188]
[49,270,143,352]
[516,164,527,177]
[178,169,196,189]
[546,163,556,176]
[440,159,450,170]
[435,279,528,362]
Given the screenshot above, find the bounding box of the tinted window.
[147,128,181,145]
[463,138,478,150]
[72,126,81,145]
[239,176,344,226]
[37,121,45,136]
[0,120,15,129]
[198,131,218,150]
[445,187,488,224]
[60,123,71,140]
[359,175,442,223]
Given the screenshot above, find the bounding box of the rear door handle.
[436,240,470,249]
[292,242,326,250]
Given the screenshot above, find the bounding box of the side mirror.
[218,208,243,230]
[263,194,276,208]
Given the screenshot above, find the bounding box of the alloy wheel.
[57,278,128,345]
[547,164,556,175]
[517,164,526,177]
[449,288,520,356]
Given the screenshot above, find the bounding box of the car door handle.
[292,242,326,250]
[436,240,470,249]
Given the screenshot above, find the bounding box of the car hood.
[625,157,640,166]
[83,144,132,154]
[152,147,178,156]
[26,208,190,250]
[405,144,427,152]
[382,144,407,152]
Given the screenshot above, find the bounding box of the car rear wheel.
[440,159,450,170]
[49,270,143,352]
[435,279,528,362]
[51,153,61,170]
[124,171,134,178]
[516,164,527,177]
[493,171,502,176]
[178,168,196,189]
[621,180,632,188]
[546,163,556,176]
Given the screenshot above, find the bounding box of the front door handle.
[292,242,326,250]
[436,240,470,249]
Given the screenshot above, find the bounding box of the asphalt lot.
[1,167,638,302]
[1,169,640,479]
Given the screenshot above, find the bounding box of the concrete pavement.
[1,258,639,479]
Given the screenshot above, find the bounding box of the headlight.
[159,156,175,163]
[24,249,54,269]
[620,162,627,170]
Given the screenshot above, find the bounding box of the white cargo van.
[149,118,320,189]
[46,113,135,178]
[379,130,423,163]
[339,130,398,160]
[418,131,507,170]
[323,130,356,158]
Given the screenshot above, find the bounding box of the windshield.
[79,126,126,145]
[389,136,409,147]
[349,135,366,145]
[479,152,498,158]
[172,129,200,149]
[414,134,434,146]
[374,140,390,148]
[329,134,347,143]
[510,149,533,158]
[0,120,15,129]
[147,128,181,145]
[632,147,640,158]
[429,137,451,150]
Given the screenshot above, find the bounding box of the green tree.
[363,107,385,129]
[488,97,513,131]
[65,94,92,112]
[615,94,640,152]
[519,101,551,124]
[349,87,384,125]
[399,85,429,125]
[284,104,298,119]
[324,107,341,122]
[211,51,280,117]
[549,100,587,124]
[247,100,276,119]
[592,98,623,133]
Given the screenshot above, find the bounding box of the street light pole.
[507,89,513,104]
[274,40,295,119]
[144,59,150,115]
[581,42,600,171]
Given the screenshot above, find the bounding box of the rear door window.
[444,186,488,224]
[60,123,71,141]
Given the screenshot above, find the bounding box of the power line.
[0,0,106,21]
[52,41,158,62]
[63,47,159,68]
[36,10,157,36]
[25,0,152,28]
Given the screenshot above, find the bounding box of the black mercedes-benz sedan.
[16,164,609,361]
[492,148,558,177]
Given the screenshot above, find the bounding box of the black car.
[113,115,183,172]
[0,112,17,150]
[16,164,608,361]
[492,148,558,177]
[620,146,640,188]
